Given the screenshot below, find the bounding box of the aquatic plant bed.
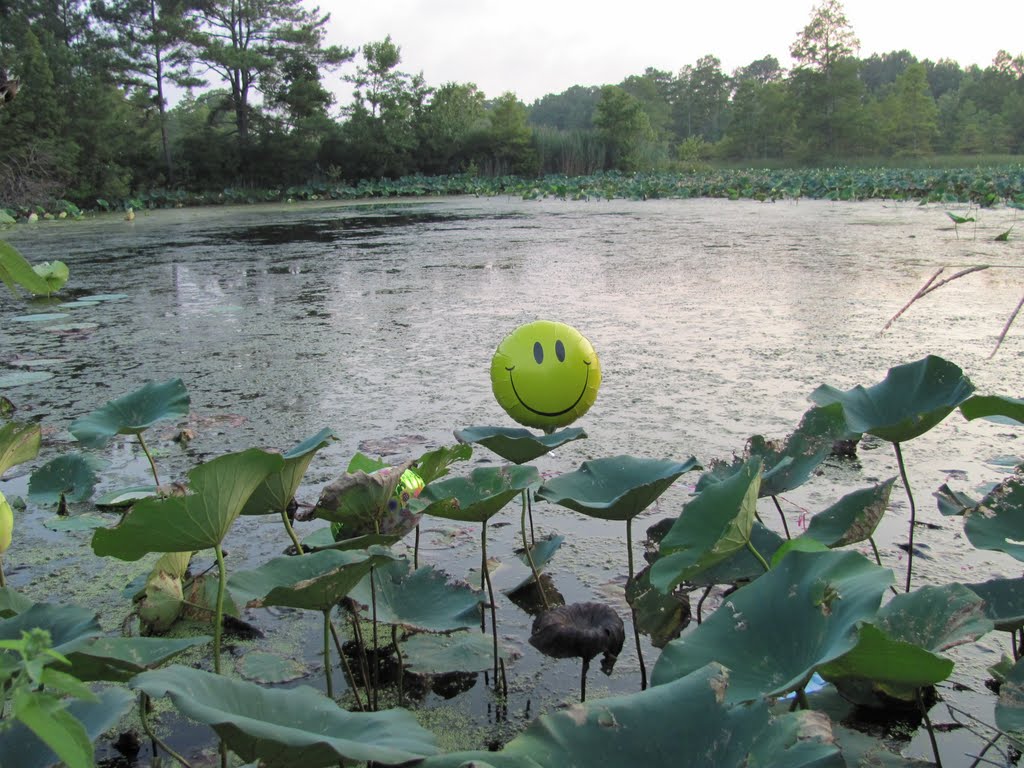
[2,197,1024,766]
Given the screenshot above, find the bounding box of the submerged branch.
[882,266,989,333]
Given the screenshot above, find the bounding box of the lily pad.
[8,358,64,368]
[625,565,691,648]
[650,458,762,593]
[0,371,53,388]
[535,455,700,521]
[418,465,540,523]
[11,312,67,323]
[401,631,500,674]
[237,652,309,684]
[92,448,284,560]
[651,550,893,703]
[43,513,110,532]
[802,479,896,547]
[963,473,1024,562]
[810,355,975,444]
[346,558,482,633]
[0,420,41,476]
[454,425,586,464]
[28,453,108,504]
[131,664,440,766]
[94,485,159,509]
[70,378,191,448]
[74,293,128,303]
[419,663,842,768]
[66,635,211,682]
[242,428,336,515]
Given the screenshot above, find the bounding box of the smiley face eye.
[555,339,566,362]
[533,341,543,364]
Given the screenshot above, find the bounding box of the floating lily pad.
[454,425,586,464]
[0,371,53,388]
[74,293,128,303]
[131,664,440,766]
[28,452,109,504]
[11,312,67,323]
[237,651,309,684]
[94,485,159,509]
[401,631,500,674]
[71,378,191,448]
[43,513,110,531]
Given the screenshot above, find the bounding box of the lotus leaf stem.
[521,492,549,610]
[626,518,647,690]
[917,687,944,768]
[0,557,5,588]
[348,613,372,708]
[280,508,303,555]
[136,432,160,488]
[414,525,420,569]
[696,585,713,625]
[893,442,917,592]
[580,656,590,702]
[481,519,500,687]
[796,687,809,710]
[745,539,771,573]
[213,543,227,675]
[139,692,194,768]
[991,292,1024,359]
[322,609,334,699]
[392,625,404,707]
[370,566,380,711]
[770,495,791,539]
[329,615,365,711]
[527,492,536,546]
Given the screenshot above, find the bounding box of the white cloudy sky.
[319,0,1024,104]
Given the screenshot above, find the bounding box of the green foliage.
[69,378,191,448]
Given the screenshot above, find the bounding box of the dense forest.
[1,0,1023,209]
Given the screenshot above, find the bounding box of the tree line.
[1,0,1022,209]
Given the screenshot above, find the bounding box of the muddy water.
[2,197,1024,763]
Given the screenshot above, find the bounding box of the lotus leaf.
[131,664,440,766]
[401,631,500,674]
[683,521,786,587]
[0,240,53,296]
[0,371,54,388]
[27,453,108,505]
[966,577,1024,631]
[241,428,336,515]
[996,657,1024,742]
[43,514,110,532]
[454,425,586,464]
[32,260,69,293]
[0,587,33,617]
[229,547,396,611]
[934,483,977,516]
[875,583,992,652]
[963,473,1024,562]
[237,651,308,684]
[346,558,482,633]
[418,465,539,523]
[535,455,700,521]
[650,459,762,593]
[651,550,893,702]
[94,486,158,509]
[809,355,975,443]
[802,479,896,547]
[0,603,101,656]
[92,448,284,560]
[960,394,1024,425]
[0,420,40,476]
[0,686,133,768]
[507,534,564,593]
[412,443,473,483]
[65,635,211,682]
[313,462,418,537]
[770,537,830,566]
[70,378,191,448]
[625,566,690,648]
[419,663,843,768]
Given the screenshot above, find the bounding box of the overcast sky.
[319,0,1024,105]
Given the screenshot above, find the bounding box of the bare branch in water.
[882,265,990,332]
[991,293,1024,359]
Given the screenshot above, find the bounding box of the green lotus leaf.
[44,513,110,531]
[802,479,896,547]
[875,583,992,651]
[536,455,700,522]
[697,404,850,497]
[419,663,842,768]
[241,428,336,515]
[301,528,401,552]
[66,635,211,683]
[347,451,387,473]
[237,652,308,684]
[11,312,66,322]
[996,657,1024,741]
[347,558,483,633]
[684,522,786,587]
[94,485,159,509]
[649,459,762,593]
[74,293,127,303]
[809,355,975,443]
[418,465,539,523]
[0,602,101,656]
[651,550,893,702]
[831,724,934,767]
[0,371,54,388]
[131,664,440,766]
[313,462,417,537]
[92,448,284,560]
[934,483,977,516]
[770,536,830,567]
[454,425,586,464]
[963,473,1024,562]
[0,240,53,296]
[70,378,191,448]
[0,686,134,768]
[506,533,564,593]
[228,548,396,611]
[401,631,501,674]
[960,394,1024,425]
[32,260,69,293]
[413,443,473,484]
[0,420,40,477]
[0,587,33,618]
[966,577,1024,631]
[625,565,691,648]
[28,453,109,504]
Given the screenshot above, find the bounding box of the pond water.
[2,196,1024,765]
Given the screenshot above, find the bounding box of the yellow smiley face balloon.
[490,320,601,432]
